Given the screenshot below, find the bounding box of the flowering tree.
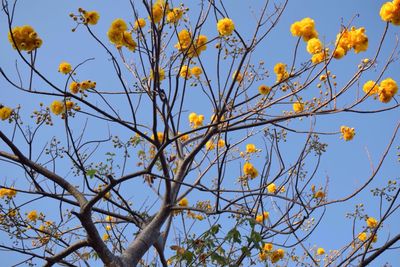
[1,0,400,266]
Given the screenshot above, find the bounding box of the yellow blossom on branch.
[58,62,72,74]
[27,210,38,222]
[8,25,43,52]
[0,106,12,121]
[366,217,378,228]
[243,162,258,179]
[340,126,355,141]
[217,18,235,36]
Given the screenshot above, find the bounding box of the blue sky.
[1,0,399,266]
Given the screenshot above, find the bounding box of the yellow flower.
[246,144,256,153]
[105,225,112,231]
[243,162,258,179]
[122,31,137,51]
[232,70,243,83]
[378,78,398,103]
[292,101,304,113]
[179,65,192,79]
[314,190,325,199]
[27,210,38,222]
[358,232,367,242]
[340,126,355,141]
[84,11,100,25]
[175,29,192,51]
[8,25,43,52]
[263,243,273,252]
[188,112,204,128]
[191,66,202,78]
[256,211,269,223]
[167,8,183,24]
[178,197,188,207]
[0,106,12,121]
[366,217,378,228]
[0,188,17,198]
[150,67,165,81]
[217,139,225,148]
[134,18,146,30]
[150,0,168,23]
[258,84,271,95]
[306,38,323,54]
[290,17,318,41]
[107,18,128,47]
[317,247,325,255]
[65,101,74,110]
[270,249,285,263]
[311,51,326,64]
[80,80,96,90]
[380,2,400,25]
[274,63,289,82]
[50,100,65,116]
[259,252,268,261]
[102,233,110,241]
[217,18,235,36]
[151,132,165,142]
[363,80,379,96]
[267,183,277,194]
[58,62,72,74]
[205,140,215,151]
[69,81,80,94]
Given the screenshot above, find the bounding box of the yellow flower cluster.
[134,18,146,30]
[151,132,165,142]
[255,211,269,223]
[364,78,398,103]
[306,38,327,64]
[232,70,243,83]
[107,19,137,51]
[334,27,368,59]
[273,63,289,83]
[191,66,202,78]
[366,217,378,228]
[258,84,271,95]
[150,0,168,23]
[290,17,318,41]
[380,0,400,25]
[0,187,17,198]
[0,106,12,121]
[8,25,43,52]
[187,210,204,221]
[206,139,225,150]
[317,247,325,255]
[178,197,188,207]
[243,162,258,179]
[82,10,100,25]
[314,190,325,199]
[69,80,96,94]
[217,18,235,36]
[49,100,78,116]
[179,65,191,79]
[267,183,277,194]
[150,67,165,81]
[167,7,183,24]
[58,62,72,74]
[259,246,285,263]
[292,101,304,113]
[246,144,257,153]
[188,112,204,128]
[27,210,38,222]
[340,126,355,141]
[175,29,208,57]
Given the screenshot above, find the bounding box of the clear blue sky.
[0,0,399,266]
